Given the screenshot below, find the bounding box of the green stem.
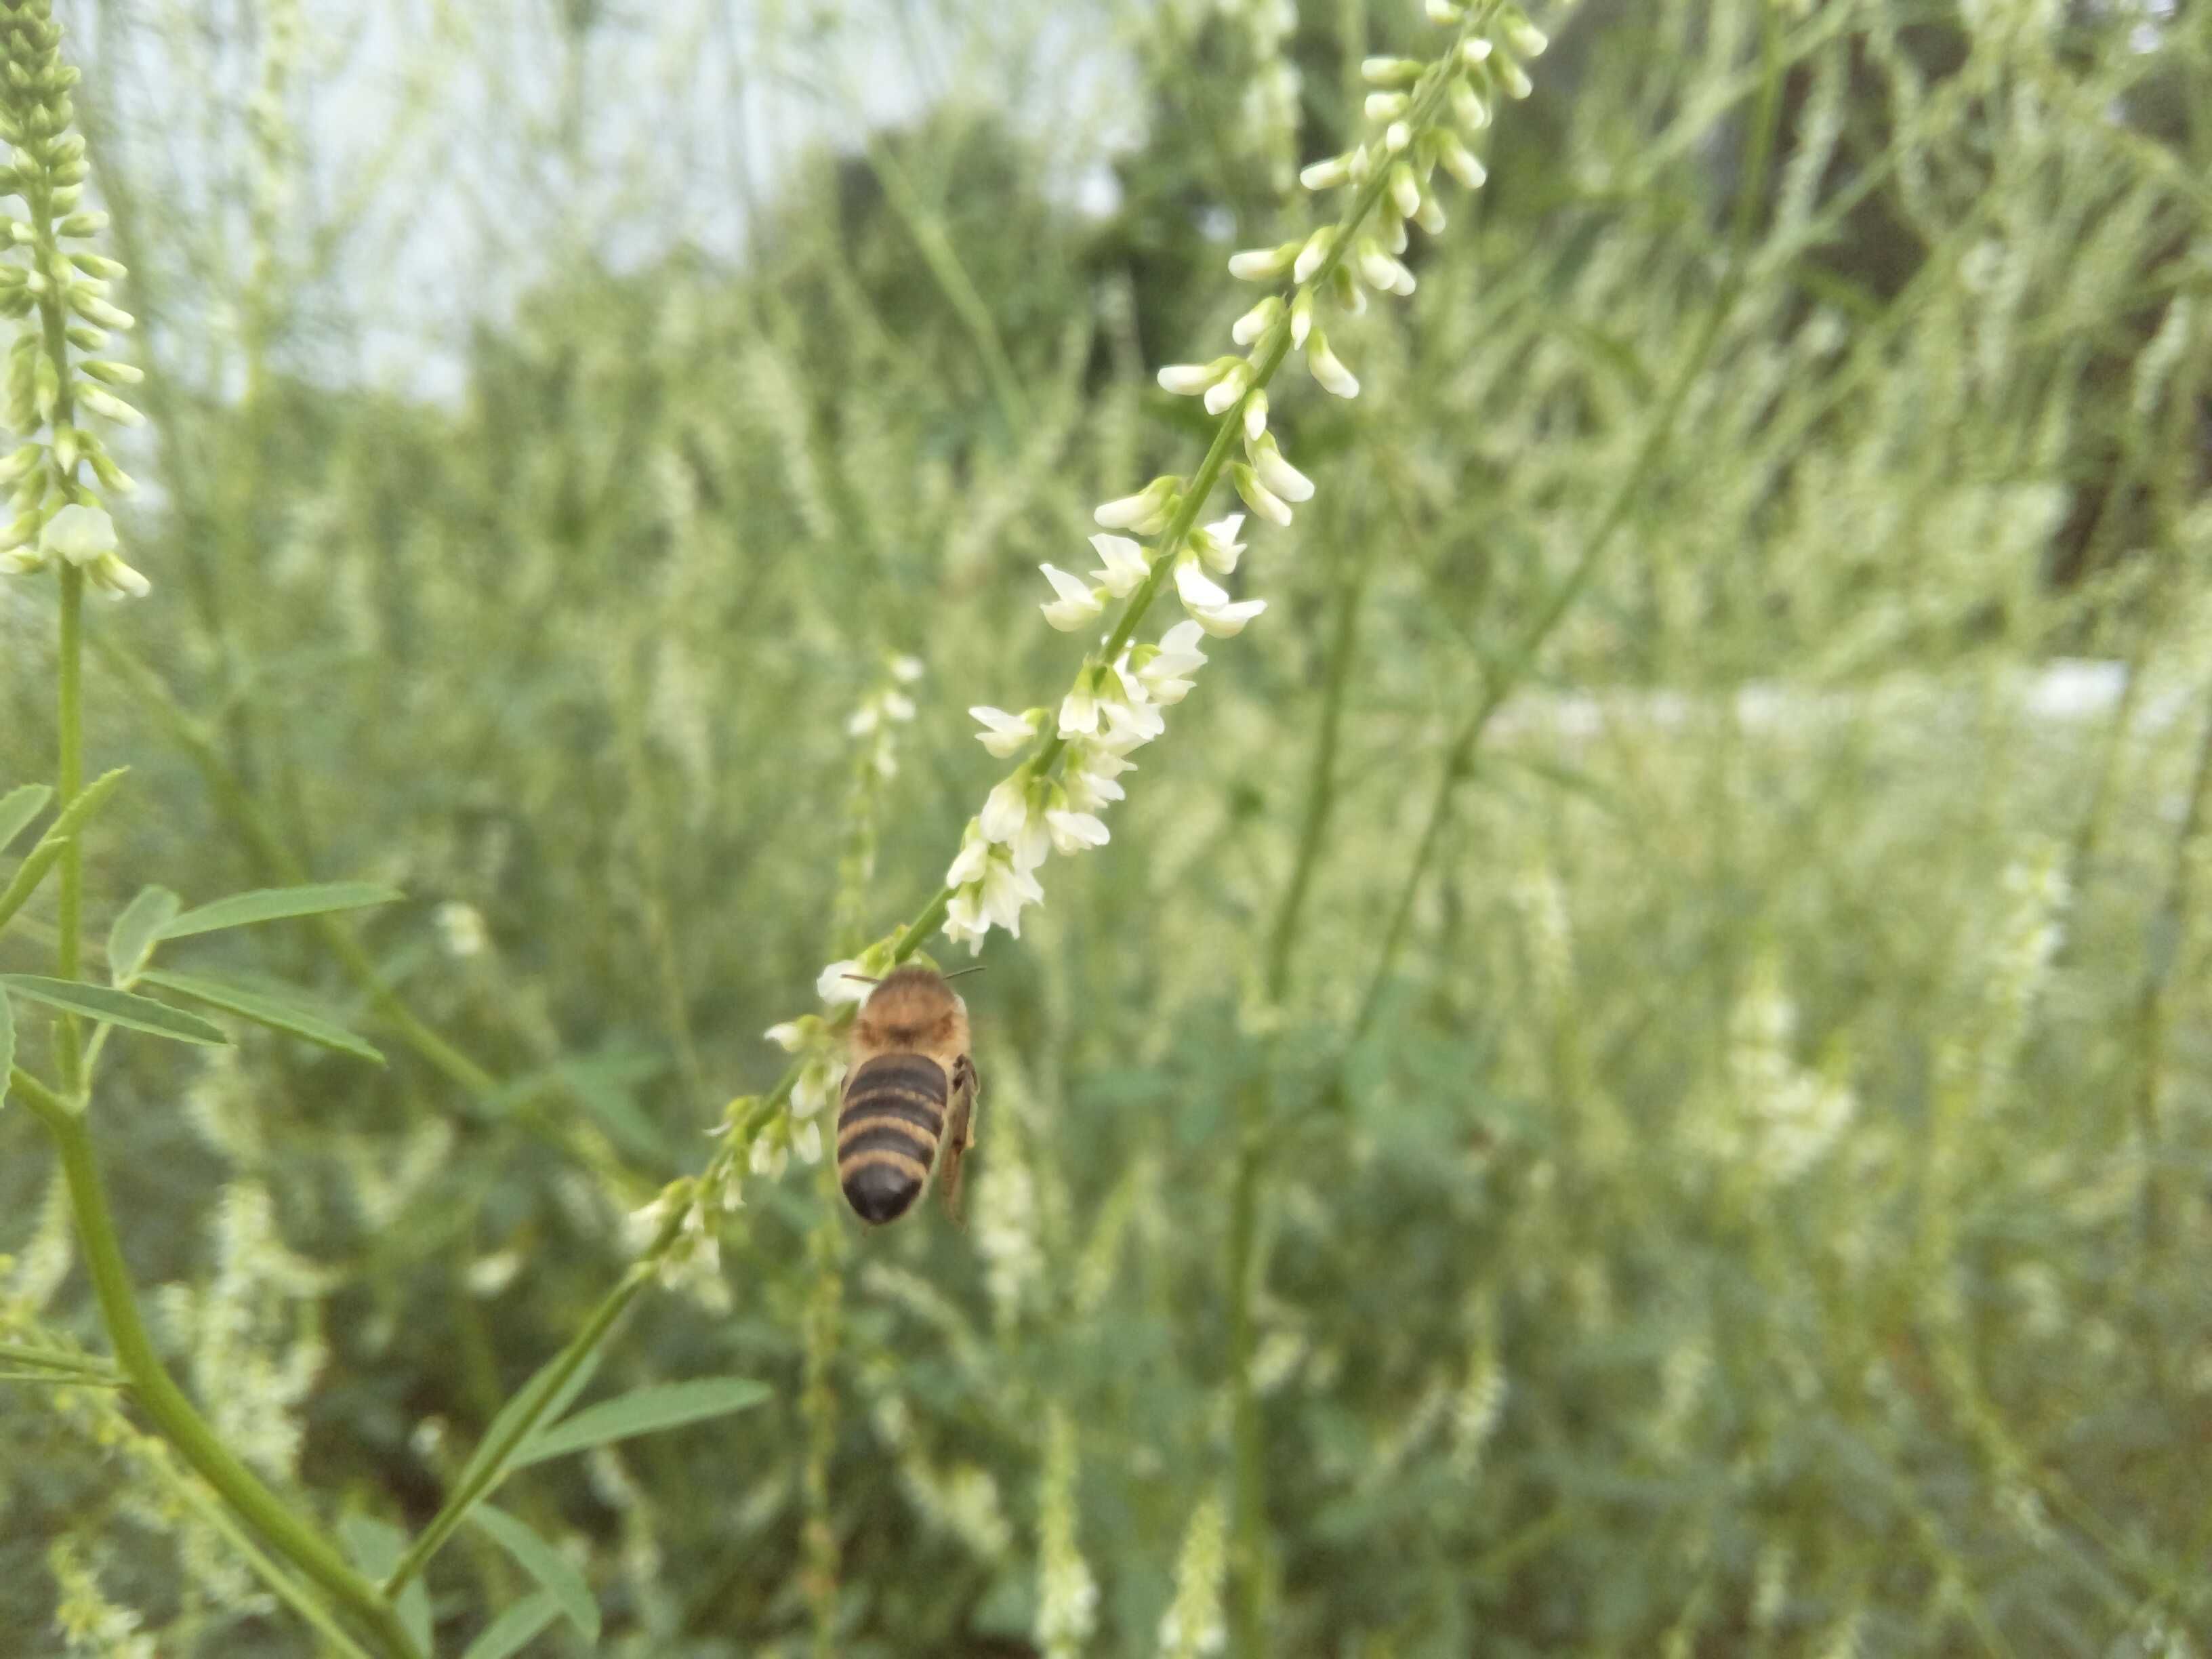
[12,1069,424,1659]
[54,560,83,1092]
[0,1336,121,1385]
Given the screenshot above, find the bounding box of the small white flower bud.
[1292,226,1336,284]
[1361,56,1424,86]
[1452,79,1492,131]
[1248,434,1315,503]
[1459,37,1494,68]
[1305,334,1361,398]
[1389,163,1423,220]
[87,552,149,599]
[1203,361,1253,416]
[1094,476,1179,534]
[1242,388,1268,442]
[1231,296,1283,346]
[1157,363,1217,396]
[764,1021,807,1052]
[1426,0,1465,20]
[1385,121,1412,154]
[1227,243,1298,281]
[1504,18,1549,56]
[1289,290,1315,348]
[1364,91,1410,123]
[1437,131,1488,188]
[1355,241,1416,296]
[1495,54,1534,98]
[1298,154,1352,190]
[1416,192,1448,234]
[1230,462,1293,528]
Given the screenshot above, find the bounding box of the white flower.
[1289,291,1315,348]
[944,889,989,954]
[1100,695,1166,747]
[1064,750,1130,812]
[981,776,1034,844]
[1231,462,1293,528]
[1242,388,1269,442]
[1356,241,1416,295]
[0,546,45,575]
[817,958,872,1006]
[1174,559,1232,613]
[1416,193,1448,235]
[1059,682,1102,737]
[970,705,1041,758]
[764,1020,806,1052]
[1094,480,1177,534]
[1389,162,1423,220]
[1292,226,1336,284]
[749,1134,789,1179]
[1494,55,1534,99]
[792,1118,824,1164]
[1039,563,1106,630]
[846,703,881,737]
[1248,435,1315,503]
[1227,243,1296,281]
[1427,0,1462,20]
[947,825,994,887]
[1458,35,1492,66]
[793,1056,844,1117]
[1157,363,1219,396]
[1300,152,1352,190]
[41,503,117,565]
[1088,533,1151,597]
[1306,336,1360,398]
[1385,120,1411,153]
[1191,598,1266,638]
[1046,810,1110,854]
[1452,79,1492,131]
[1193,514,1248,576]
[1362,55,1422,85]
[1364,91,1410,122]
[979,854,1044,935]
[1203,362,1252,417]
[1231,297,1282,346]
[891,654,926,682]
[883,691,916,722]
[1504,18,1549,57]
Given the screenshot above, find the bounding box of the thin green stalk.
[54,560,83,1092]
[11,1067,424,1659]
[0,1337,122,1385]
[1353,0,1788,1038]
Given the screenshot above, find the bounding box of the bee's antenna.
[842,974,882,985]
[940,966,987,981]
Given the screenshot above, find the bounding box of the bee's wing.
[937,1054,980,1223]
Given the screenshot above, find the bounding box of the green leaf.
[462,1592,560,1659]
[453,1346,607,1498]
[139,968,385,1065]
[0,783,50,854]
[337,1515,432,1654]
[0,975,227,1046]
[157,881,405,941]
[0,769,127,933]
[107,885,181,988]
[516,1377,771,1468]
[473,1505,600,1641]
[0,987,12,1112]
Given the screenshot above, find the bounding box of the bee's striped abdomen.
[838,1053,946,1224]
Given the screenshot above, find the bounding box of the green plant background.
[3,0,2209,1653]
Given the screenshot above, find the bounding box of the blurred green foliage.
[3,0,2210,1654]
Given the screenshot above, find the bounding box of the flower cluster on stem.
[0,0,145,598]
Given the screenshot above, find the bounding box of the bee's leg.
[938,1057,980,1222]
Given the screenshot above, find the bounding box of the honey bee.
[838,964,979,1225]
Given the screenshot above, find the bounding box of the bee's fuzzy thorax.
[852,965,970,1057]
